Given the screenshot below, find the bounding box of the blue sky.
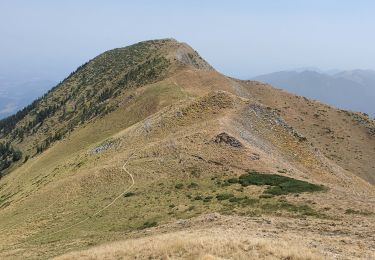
[0,0,374,80]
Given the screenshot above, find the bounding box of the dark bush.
[12,150,22,162]
[175,183,184,189]
[194,195,203,200]
[23,155,29,163]
[259,194,274,199]
[187,182,199,188]
[239,172,324,195]
[139,221,157,229]
[123,192,136,197]
[228,196,244,203]
[187,205,195,211]
[216,193,234,201]
[203,196,213,202]
[345,209,372,216]
[227,178,239,184]
[0,142,23,175]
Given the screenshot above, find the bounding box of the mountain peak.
[174,42,214,71]
[0,39,214,168]
[102,38,213,72]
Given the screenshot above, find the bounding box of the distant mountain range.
[252,69,375,118]
[0,77,56,119]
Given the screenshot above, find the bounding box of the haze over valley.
[0,76,56,119]
[253,69,375,118]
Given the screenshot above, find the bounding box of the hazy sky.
[0,0,374,80]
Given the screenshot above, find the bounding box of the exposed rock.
[213,132,243,148]
[91,139,117,154]
[293,132,307,142]
[250,153,260,160]
[249,104,307,142]
[176,219,189,226]
[175,44,214,71]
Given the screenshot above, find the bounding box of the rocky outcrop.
[213,132,243,148]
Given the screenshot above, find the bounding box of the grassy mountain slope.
[233,80,375,184]
[0,39,374,259]
[0,39,211,177]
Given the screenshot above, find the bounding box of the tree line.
[0,142,22,177]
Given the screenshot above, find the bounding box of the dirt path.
[2,153,135,249]
[46,153,135,236]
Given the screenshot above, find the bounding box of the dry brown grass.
[55,228,323,260]
[1,88,374,259]
[235,79,375,185]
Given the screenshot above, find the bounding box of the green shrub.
[220,181,231,187]
[216,193,234,201]
[228,196,244,203]
[240,197,259,206]
[139,221,157,229]
[194,195,203,200]
[239,172,324,195]
[187,182,199,188]
[259,194,274,199]
[345,209,372,216]
[203,196,213,202]
[227,178,239,184]
[266,180,324,195]
[187,205,195,211]
[175,183,184,189]
[23,155,29,163]
[260,201,322,217]
[12,150,22,162]
[123,192,136,197]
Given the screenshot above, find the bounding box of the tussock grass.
[123,192,136,198]
[139,221,158,230]
[216,192,234,201]
[345,208,373,216]
[175,183,184,189]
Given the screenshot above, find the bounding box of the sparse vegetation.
[0,142,22,177]
[194,195,203,200]
[345,208,373,216]
[139,221,158,229]
[260,201,322,217]
[175,183,184,189]
[0,39,173,166]
[123,192,136,198]
[167,171,326,219]
[23,155,30,163]
[187,182,199,188]
[227,177,239,184]
[259,194,274,199]
[203,196,213,202]
[216,192,234,200]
